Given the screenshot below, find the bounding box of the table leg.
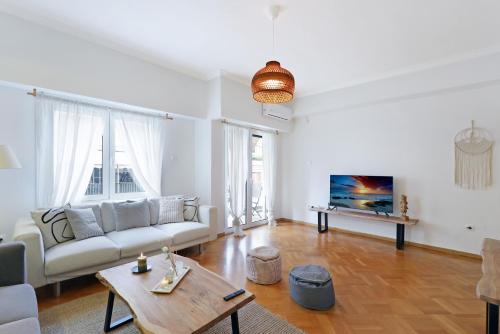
[487,302,499,334]
[104,291,134,332]
[396,224,405,250]
[318,212,328,233]
[231,311,240,334]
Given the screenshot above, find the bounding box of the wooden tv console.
[309,206,419,250]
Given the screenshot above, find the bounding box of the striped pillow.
[159,198,184,224]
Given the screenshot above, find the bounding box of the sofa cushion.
[106,227,172,258]
[45,236,120,276]
[0,318,40,334]
[0,284,38,325]
[155,222,209,245]
[114,200,150,232]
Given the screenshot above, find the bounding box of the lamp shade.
[0,145,22,169]
[251,60,295,104]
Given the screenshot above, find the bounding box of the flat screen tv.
[329,175,394,214]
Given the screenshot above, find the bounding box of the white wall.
[281,82,500,254]
[161,117,197,197]
[0,85,36,241]
[194,119,212,205]
[210,120,226,233]
[0,84,199,240]
[0,13,208,119]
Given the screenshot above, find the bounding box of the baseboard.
[276,218,481,260]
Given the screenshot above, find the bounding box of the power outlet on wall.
[465,225,474,231]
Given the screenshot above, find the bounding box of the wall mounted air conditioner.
[261,104,293,121]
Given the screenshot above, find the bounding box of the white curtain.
[225,124,249,236]
[36,96,105,208]
[114,112,166,197]
[262,132,278,227]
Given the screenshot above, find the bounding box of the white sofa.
[12,200,217,289]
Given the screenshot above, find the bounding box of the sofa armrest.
[198,205,217,241]
[0,241,26,286]
[12,219,47,288]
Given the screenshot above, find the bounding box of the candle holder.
[132,252,152,274]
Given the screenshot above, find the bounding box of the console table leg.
[318,212,328,233]
[487,302,499,334]
[317,212,321,233]
[396,224,405,250]
[104,291,134,332]
[231,311,240,334]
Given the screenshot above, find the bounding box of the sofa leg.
[53,282,61,297]
[198,244,202,255]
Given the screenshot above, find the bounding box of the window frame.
[81,112,147,202]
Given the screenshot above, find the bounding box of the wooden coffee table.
[96,254,255,334]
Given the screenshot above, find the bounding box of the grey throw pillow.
[31,205,74,250]
[100,202,117,233]
[65,208,104,241]
[70,204,103,230]
[148,198,160,225]
[158,198,184,224]
[114,199,151,231]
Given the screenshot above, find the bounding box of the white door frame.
[243,131,267,229]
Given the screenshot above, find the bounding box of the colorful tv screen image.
[330,175,393,213]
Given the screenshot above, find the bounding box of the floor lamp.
[0,145,22,242]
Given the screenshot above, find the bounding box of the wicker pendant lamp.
[251,6,295,104]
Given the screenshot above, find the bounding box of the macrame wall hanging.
[454,121,494,189]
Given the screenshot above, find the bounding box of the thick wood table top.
[96,254,255,334]
[477,238,500,305]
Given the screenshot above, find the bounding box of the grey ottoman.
[289,265,335,310]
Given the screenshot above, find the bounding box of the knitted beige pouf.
[246,246,282,285]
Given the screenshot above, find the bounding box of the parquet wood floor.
[38,222,485,333]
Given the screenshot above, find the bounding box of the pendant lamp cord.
[272,17,276,59]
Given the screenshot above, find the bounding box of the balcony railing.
[115,182,144,193]
[85,183,103,196]
[85,182,144,196]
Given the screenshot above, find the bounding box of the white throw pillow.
[31,205,74,250]
[183,196,199,222]
[159,198,185,224]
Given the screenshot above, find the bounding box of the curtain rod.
[221,119,279,135]
[27,88,173,120]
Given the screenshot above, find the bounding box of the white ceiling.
[1,0,500,96]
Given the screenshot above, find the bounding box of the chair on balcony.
[252,183,263,219]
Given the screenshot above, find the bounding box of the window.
[84,114,145,200]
